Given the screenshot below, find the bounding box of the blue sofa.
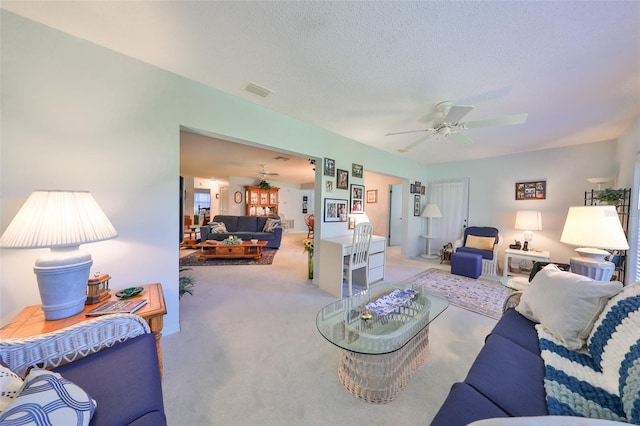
[431,308,547,425]
[200,214,282,248]
[0,314,166,426]
[432,265,640,425]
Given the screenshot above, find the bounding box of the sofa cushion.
[465,235,495,251]
[457,246,495,260]
[210,222,228,233]
[237,216,258,232]
[431,382,510,426]
[464,334,548,417]
[0,369,96,425]
[263,218,281,232]
[0,364,22,412]
[489,308,541,355]
[53,334,165,426]
[516,264,622,350]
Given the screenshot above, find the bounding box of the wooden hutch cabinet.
[245,186,279,216]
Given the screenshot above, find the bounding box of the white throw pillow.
[516,264,623,350]
[0,364,22,412]
[0,369,96,425]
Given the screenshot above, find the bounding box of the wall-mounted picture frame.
[413,195,421,216]
[337,169,349,190]
[326,180,334,192]
[348,216,356,230]
[410,183,415,194]
[515,180,546,200]
[350,184,365,213]
[421,186,426,195]
[352,163,363,179]
[324,158,335,177]
[366,189,377,203]
[234,191,242,204]
[415,181,422,193]
[324,198,348,222]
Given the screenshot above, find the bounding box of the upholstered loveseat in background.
[200,214,283,248]
[0,314,166,425]
[432,265,640,425]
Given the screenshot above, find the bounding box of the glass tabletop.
[316,282,448,354]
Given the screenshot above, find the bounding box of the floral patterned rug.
[179,248,277,267]
[403,269,507,320]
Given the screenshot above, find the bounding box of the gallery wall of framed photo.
[322,158,366,222]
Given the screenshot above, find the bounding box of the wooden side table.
[0,283,167,374]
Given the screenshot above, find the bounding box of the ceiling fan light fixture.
[438,126,451,137]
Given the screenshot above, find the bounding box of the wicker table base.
[337,325,430,404]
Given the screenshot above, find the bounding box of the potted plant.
[257,179,271,190]
[596,188,625,205]
[179,267,196,299]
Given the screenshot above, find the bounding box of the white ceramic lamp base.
[33,246,92,320]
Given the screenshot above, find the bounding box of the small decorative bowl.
[116,287,143,299]
[250,239,258,244]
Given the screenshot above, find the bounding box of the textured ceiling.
[3,1,640,182]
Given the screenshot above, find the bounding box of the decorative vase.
[307,252,313,279]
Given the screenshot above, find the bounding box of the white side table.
[503,248,550,278]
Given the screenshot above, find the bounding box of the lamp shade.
[0,190,118,248]
[514,210,542,231]
[420,204,442,218]
[560,206,629,250]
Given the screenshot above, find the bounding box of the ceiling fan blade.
[449,131,473,146]
[397,134,432,152]
[442,105,473,124]
[460,113,528,129]
[386,128,434,136]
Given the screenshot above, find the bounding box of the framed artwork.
[326,180,334,192]
[366,189,377,203]
[350,184,365,213]
[410,183,415,194]
[515,180,546,200]
[324,158,335,177]
[324,198,348,222]
[234,191,242,204]
[337,169,349,190]
[421,185,426,195]
[415,181,422,194]
[352,163,363,179]
[413,195,421,216]
[348,216,356,230]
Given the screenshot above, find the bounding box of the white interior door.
[427,178,470,248]
[389,183,403,246]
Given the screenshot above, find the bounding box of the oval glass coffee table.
[316,282,448,404]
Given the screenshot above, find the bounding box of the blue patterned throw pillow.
[0,369,96,425]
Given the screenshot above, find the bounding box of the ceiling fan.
[258,164,279,178]
[387,101,528,152]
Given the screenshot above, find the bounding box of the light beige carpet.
[162,234,498,425]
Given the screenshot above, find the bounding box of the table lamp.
[560,206,628,281]
[420,204,442,259]
[0,190,118,320]
[514,210,542,251]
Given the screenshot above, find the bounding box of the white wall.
[426,141,620,266]
[0,12,428,331]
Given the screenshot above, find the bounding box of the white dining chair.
[344,222,374,297]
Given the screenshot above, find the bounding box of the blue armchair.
[454,226,500,276]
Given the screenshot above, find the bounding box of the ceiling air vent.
[243,81,273,98]
[274,156,290,161]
